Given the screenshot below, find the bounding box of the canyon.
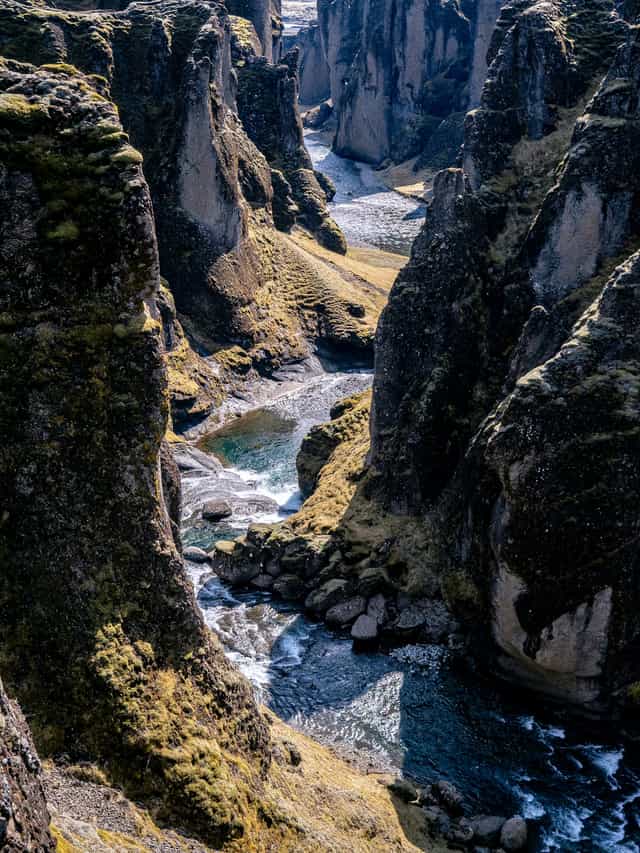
[0,0,639,851]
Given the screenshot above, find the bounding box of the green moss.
[46,220,79,241]
[111,145,143,166]
[0,92,46,124]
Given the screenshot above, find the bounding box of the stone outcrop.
[0,0,355,390]
[317,0,507,165]
[0,62,274,848]
[0,679,53,851]
[293,22,330,105]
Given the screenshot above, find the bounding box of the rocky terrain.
[214,0,640,719]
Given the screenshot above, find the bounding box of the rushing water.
[282,0,316,35]
[305,130,426,256]
[181,372,640,852]
[177,48,640,846]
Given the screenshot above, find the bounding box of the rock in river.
[202,499,233,521]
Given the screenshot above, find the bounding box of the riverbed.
[178,72,640,853]
[181,373,640,852]
[305,130,425,255]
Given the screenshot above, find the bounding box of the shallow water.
[182,373,640,852]
[281,0,316,35]
[305,130,426,256]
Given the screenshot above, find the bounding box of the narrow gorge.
[0,1,639,852]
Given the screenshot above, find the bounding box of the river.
[178,58,640,853]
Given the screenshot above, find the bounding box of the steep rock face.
[318,0,506,165]
[0,63,275,847]
[233,45,347,252]
[294,22,330,105]
[367,0,640,708]
[0,679,53,852]
[0,0,350,380]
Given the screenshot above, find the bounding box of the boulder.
[250,573,274,591]
[471,816,507,846]
[387,777,418,803]
[325,596,367,629]
[202,500,233,521]
[351,614,379,645]
[305,578,349,614]
[500,816,527,851]
[432,779,464,816]
[273,574,306,600]
[183,546,211,564]
[366,593,388,626]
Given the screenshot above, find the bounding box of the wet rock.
[250,573,274,590]
[183,547,211,564]
[351,614,379,645]
[388,777,418,803]
[366,593,388,626]
[273,573,306,600]
[211,540,260,585]
[448,818,474,845]
[432,779,465,816]
[392,605,426,637]
[500,816,527,851]
[325,596,367,628]
[305,578,349,614]
[202,500,233,521]
[471,815,507,846]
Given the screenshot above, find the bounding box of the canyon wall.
[0,60,274,848]
[0,0,358,392]
[313,0,506,165]
[370,0,640,709]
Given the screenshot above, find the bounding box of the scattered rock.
[283,741,302,767]
[351,614,379,646]
[183,546,211,564]
[202,500,233,521]
[305,578,349,614]
[250,573,274,590]
[393,605,426,636]
[432,779,464,816]
[471,815,507,846]
[273,574,306,600]
[325,596,367,628]
[366,593,388,625]
[500,816,527,851]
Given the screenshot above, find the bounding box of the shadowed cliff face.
[369,0,640,708]
[0,62,276,847]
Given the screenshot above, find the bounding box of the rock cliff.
[369,0,640,710]
[0,678,53,851]
[316,0,507,166]
[0,61,272,848]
